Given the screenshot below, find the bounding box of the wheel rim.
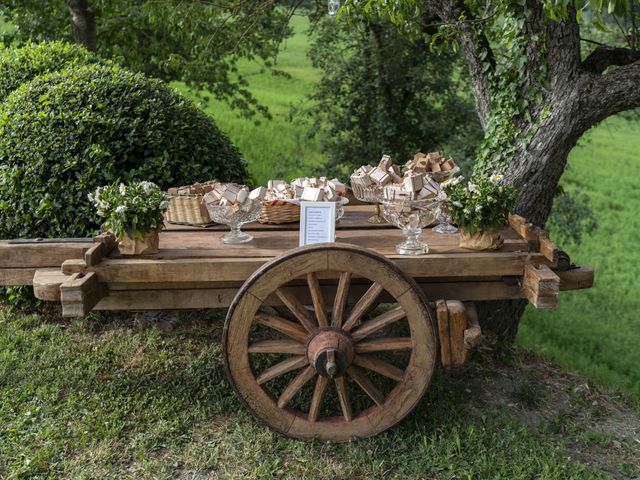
[223,243,437,441]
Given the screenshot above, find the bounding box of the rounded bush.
[0,64,248,239]
[0,41,101,102]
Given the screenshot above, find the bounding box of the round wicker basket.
[257,200,300,224]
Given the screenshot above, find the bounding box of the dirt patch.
[448,349,640,479]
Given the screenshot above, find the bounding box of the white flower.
[451,200,463,208]
[140,181,156,193]
[440,176,461,188]
[119,183,126,195]
[115,205,127,214]
[490,174,504,184]
[467,183,479,193]
[487,196,495,203]
[475,204,482,212]
[99,200,107,210]
[463,208,471,215]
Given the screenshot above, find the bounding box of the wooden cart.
[0,206,593,442]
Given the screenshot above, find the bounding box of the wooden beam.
[522,264,560,309]
[60,272,107,317]
[557,265,594,291]
[0,241,92,268]
[0,268,36,286]
[33,269,70,301]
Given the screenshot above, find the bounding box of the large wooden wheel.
[222,243,438,441]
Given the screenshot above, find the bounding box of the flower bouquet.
[89,181,169,255]
[446,174,517,250]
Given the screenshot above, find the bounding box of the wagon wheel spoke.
[224,244,437,441]
[350,306,406,342]
[355,337,413,353]
[256,356,308,385]
[342,282,384,332]
[255,313,309,342]
[276,287,316,333]
[248,339,305,355]
[331,272,352,327]
[307,273,328,328]
[353,354,404,382]
[308,376,329,422]
[347,365,385,407]
[334,376,352,421]
[277,365,316,409]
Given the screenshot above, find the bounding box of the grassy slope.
[174,15,325,186]
[519,116,640,397]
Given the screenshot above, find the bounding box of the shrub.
[0,63,248,239]
[0,41,100,102]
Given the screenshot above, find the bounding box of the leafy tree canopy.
[0,0,296,117]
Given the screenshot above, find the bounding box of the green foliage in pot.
[89,182,168,240]
[0,41,101,101]
[0,63,248,240]
[445,175,518,235]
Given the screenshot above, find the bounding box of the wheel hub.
[306,329,354,378]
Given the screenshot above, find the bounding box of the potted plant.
[89,181,169,255]
[445,174,517,250]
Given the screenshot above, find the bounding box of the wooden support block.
[84,243,106,267]
[446,300,468,366]
[33,269,70,301]
[0,240,92,268]
[557,265,594,291]
[522,264,560,309]
[60,272,107,317]
[462,302,481,348]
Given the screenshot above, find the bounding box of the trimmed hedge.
[0,41,101,101]
[0,63,248,239]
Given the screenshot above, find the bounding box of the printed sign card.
[299,201,336,246]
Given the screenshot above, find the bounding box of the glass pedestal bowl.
[206,200,261,244]
[381,198,439,255]
[350,183,385,224]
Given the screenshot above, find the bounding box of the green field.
[519,117,640,396]
[175,15,325,186]
[1,13,640,480]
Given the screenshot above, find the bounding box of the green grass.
[518,116,640,398]
[175,15,325,186]
[0,310,612,479]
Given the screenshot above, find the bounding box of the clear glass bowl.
[206,200,261,244]
[350,182,385,224]
[381,198,439,255]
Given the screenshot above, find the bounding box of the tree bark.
[67,0,97,51]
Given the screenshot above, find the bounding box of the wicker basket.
[165,181,219,226]
[257,200,300,224]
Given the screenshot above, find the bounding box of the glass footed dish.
[381,198,439,255]
[206,199,261,244]
[349,182,385,224]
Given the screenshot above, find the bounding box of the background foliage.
[304,16,482,177]
[0,61,247,239]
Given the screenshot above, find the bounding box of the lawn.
[519,116,640,397]
[1,11,640,480]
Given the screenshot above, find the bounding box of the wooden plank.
[446,300,469,366]
[33,269,69,301]
[435,300,452,367]
[60,272,108,317]
[65,251,547,284]
[558,265,594,291]
[508,213,558,263]
[0,268,36,286]
[522,264,560,309]
[0,241,92,268]
[84,243,106,267]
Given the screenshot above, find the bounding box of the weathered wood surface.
[164,205,389,231]
[436,300,482,367]
[522,264,561,309]
[60,272,108,317]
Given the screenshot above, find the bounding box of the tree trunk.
[67,0,97,51]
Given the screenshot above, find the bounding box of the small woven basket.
[165,181,218,226]
[257,200,300,224]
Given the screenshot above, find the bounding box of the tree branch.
[582,46,640,74]
[429,0,494,130]
[588,59,640,122]
[546,4,581,90]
